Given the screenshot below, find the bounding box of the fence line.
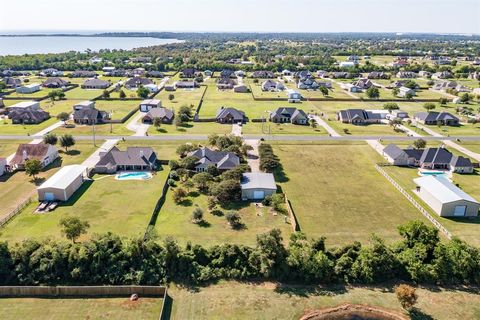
[0,285,165,297]
[284,193,300,232]
[0,195,34,228]
[374,164,452,239]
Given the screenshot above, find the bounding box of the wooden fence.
[284,193,300,232]
[374,164,452,239]
[0,285,166,297]
[0,195,34,228]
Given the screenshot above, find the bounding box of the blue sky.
[1,0,479,34]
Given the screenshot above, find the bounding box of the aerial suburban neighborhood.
[0,1,479,318]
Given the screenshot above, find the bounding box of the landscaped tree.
[395,284,418,311]
[56,112,70,125]
[383,102,399,112]
[192,172,213,192]
[59,134,75,152]
[43,133,58,145]
[319,86,329,97]
[119,90,126,99]
[102,90,110,99]
[59,217,90,243]
[389,118,403,131]
[207,196,217,212]
[225,211,241,229]
[413,138,427,149]
[392,87,400,96]
[210,180,241,205]
[460,93,471,103]
[423,102,436,111]
[0,82,6,93]
[366,87,380,99]
[168,94,175,101]
[173,187,187,204]
[137,85,150,99]
[191,207,204,224]
[309,118,317,129]
[439,98,448,105]
[405,92,414,100]
[25,159,42,181]
[153,117,162,131]
[183,180,194,193]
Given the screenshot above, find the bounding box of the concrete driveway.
[244,139,260,172]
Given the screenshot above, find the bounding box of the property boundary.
[144,168,171,240]
[0,195,34,228]
[284,193,300,232]
[0,285,166,297]
[374,164,452,239]
[193,85,208,121]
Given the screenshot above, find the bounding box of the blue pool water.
[116,172,152,181]
[420,171,448,178]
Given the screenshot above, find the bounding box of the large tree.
[59,217,90,243]
[59,134,76,152]
[25,159,42,181]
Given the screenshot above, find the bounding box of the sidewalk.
[310,115,341,137]
[126,112,150,136]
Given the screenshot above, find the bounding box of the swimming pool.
[418,170,449,178]
[115,171,153,181]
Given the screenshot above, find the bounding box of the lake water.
[0,36,183,56]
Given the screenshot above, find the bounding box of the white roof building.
[241,173,277,200]
[414,176,479,217]
[7,101,40,111]
[37,165,88,202]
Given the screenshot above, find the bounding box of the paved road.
[231,123,242,137]
[126,111,150,136]
[81,139,119,168]
[244,139,260,172]
[380,119,422,137]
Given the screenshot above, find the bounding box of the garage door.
[44,193,55,201]
[453,205,466,217]
[253,191,265,200]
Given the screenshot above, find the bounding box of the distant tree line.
[0,221,479,286]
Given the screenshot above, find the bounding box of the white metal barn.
[37,165,88,202]
[413,176,480,217]
[241,173,277,200]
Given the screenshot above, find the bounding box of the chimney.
[22,150,28,161]
[140,150,144,158]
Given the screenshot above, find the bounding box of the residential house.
[142,108,174,124]
[342,83,362,93]
[352,78,374,90]
[316,70,328,78]
[139,99,161,112]
[282,70,292,76]
[347,55,359,61]
[9,143,58,170]
[297,78,320,90]
[70,70,97,78]
[234,70,246,78]
[217,78,237,90]
[433,81,470,93]
[180,68,198,78]
[367,72,390,79]
[2,77,21,88]
[414,176,479,217]
[42,77,69,88]
[216,107,246,124]
[396,71,417,79]
[337,109,382,125]
[294,70,313,79]
[102,66,116,73]
[73,101,109,125]
[8,107,49,124]
[15,83,41,94]
[233,84,248,93]
[81,79,111,89]
[95,146,158,174]
[468,71,480,80]
[0,158,6,176]
[339,61,357,68]
[414,112,459,126]
[241,173,277,200]
[146,71,164,78]
[419,71,432,78]
[37,165,88,202]
[286,89,302,103]
[261,80,285,92]
[174,81,198,89]
[40,68,63,77]
[188,147,240,172]
[432,71,453,79]
[270,107,308,125]
[220,69,235,78]
[105,69,126,77]
[252,71,275,78]
[330,72,357,79]
[124,77,153,90]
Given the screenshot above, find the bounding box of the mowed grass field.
[168,281,480,320]
[0,297,162,320]
[0,168,168,243]
[154,190,293,246]
[270,142,429,245]
[0,141,98,221]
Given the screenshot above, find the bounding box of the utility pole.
[110,110,113,134]
[92,121,96,147]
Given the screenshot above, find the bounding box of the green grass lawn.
[117,139,204,161]
[168,281,480,320]
[328,121,406,136]
[424,123,480,136]
[242,122,326,135]
[0,297,162,320]
[147,121,231,135]
[382,165,480,246]
[155,85,206,109]
[6,87,56,99]
[270,143,429,245]
[63,87,106,100]
[93,100,139,121]
[0,141,98,221]
[0,167,168,243]
[154,187,293,247]
[459,141,480,154]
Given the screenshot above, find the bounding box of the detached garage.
[241,172,277,201]
[414,176,480,217]
[37,165,88,202]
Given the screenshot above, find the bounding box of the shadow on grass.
[60,149,80,156]
[273,163,289,183]
[197,220,211,228]
[273,283,348,297]
[409,307,434,320]
[210,209,224,217]
[160,292,173,320]
[29,177,46,186]
[177,199,193,207]
[59,180,94,207]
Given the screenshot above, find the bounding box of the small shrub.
[225,211,242,228]
[192,207,204,223]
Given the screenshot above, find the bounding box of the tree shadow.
[210,209,224,217]
[177,199,193,207]
[273,163,289,183]
[29,177,46,185]
[274,283,348,297]
[60,149,80,156]
[187,191,200,198]
[156,128,167,133]
[409,307,434,320]
[59,180,94,207]
[197,220,211,228]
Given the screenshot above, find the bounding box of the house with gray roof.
[297,78,320,90]
[294,70,313,79]
[140,99,161,112]
[241,172,277,200]
[217,78,237,90]
[70,70,97,78]
[124,77,153,90]
[262,79,285,92]
[352,78,374,90]
[216,107,246,124]
[8,109,50,124]
[367,72,390,79]
[2,77,21,88]
[414,112,459,126]
[188,147,240,172]
[270,107,308,125]
[81,78,111,89]
[337,109,382,125]
[73,101,109,125]
[95,146,157,174]
[142,108,174,124]
[42,77,69,88]
[252,71,275,78]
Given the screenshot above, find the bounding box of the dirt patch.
[300,304,407,320]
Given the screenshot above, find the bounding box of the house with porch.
[414,112,459,126]
[337,109,382,125]
[95,147,158,174]
[216,107,246,124]
[188,147,240,173]
[270,107,308,125]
